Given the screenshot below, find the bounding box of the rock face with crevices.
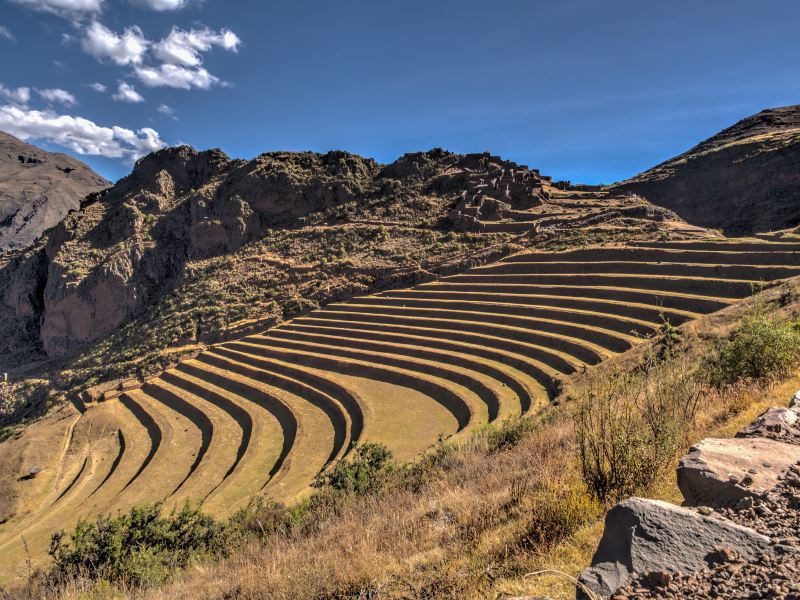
[0,131,108,252]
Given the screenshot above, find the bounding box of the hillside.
[612,105,800,235]
[0,132,109,252]
[0,147,688,427]
[0,144,714,580]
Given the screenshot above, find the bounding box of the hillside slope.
[0,132,109,251]
[612,105,800,235]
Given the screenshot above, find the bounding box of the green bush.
[574,354,702,505]
[313,443,394,496]
[49,503,231,588]
[703,308,800,386]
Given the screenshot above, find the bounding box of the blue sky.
[1,0,799,183]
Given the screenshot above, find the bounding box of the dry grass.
[12,371,793,600]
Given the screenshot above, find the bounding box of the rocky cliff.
[612,105,800,235]
[0,132,109,252]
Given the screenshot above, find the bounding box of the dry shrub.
[523,487,598,550]
[574,353,703,505]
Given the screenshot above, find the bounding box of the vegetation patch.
[703,305,800,386]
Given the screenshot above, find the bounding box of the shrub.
[48,503,231,588]
[313,442,394,496]
[703,308,800,387]
[574,354,702,504]
[524,487,598,549]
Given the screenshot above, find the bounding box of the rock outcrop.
[612,105,800,235]
[578,497,774,598]
[736,406,800,444]
[0,131,109,251]
[677,437,800,507]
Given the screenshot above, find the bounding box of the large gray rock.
[677,437,800,507]
[736,406,800,445]
[577,497,773,599]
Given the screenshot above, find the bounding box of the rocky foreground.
[578,393,800,599]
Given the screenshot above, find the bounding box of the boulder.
[736,406,800,444]
[677,437,800,507]
[577,497,773,599]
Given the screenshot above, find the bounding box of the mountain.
[612,105,800,235]
[0,145,693,432]
[0,132,109,252]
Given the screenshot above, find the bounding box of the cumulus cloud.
[9,0,103,19]
[0,26,15,42]
[134,63,218,90]
[37,88,77,106]
[157,103,173,115]
[153,27,240,68]
[90,82,106,92]
[135,0,188,10]
[0,103,165,159]
[112,81,144,103]
[130,27,240,90]
[0,84,31,105]
[81,21,149,66]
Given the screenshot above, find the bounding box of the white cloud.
[81,21,149,66]
[0,103,165,159]
[9,0,103,19]
[134,63,218,90]
[135,0,188,10]
[37,88,77,106]
[0,26,15,42]
[153,27,240,68]
[90,82,107,92]
[0,84,31,105]
[157,103,173,115]
[112,81,144,103]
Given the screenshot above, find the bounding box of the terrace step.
[324,303,637,354]
[378,289,698,325]
[347,295,657,337]
[263,328,532,416]
[440,273,758,298]
[416,282,735,313]
[292,315,581,375]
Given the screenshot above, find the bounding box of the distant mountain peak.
[612,105,800,235]
[0,132,109,252]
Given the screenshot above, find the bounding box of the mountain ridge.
[0,132,109,252]
[611,104,800,234]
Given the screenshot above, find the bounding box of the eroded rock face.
[2,146,385,357]
[677,437,800,507]
[577,497,774,599]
